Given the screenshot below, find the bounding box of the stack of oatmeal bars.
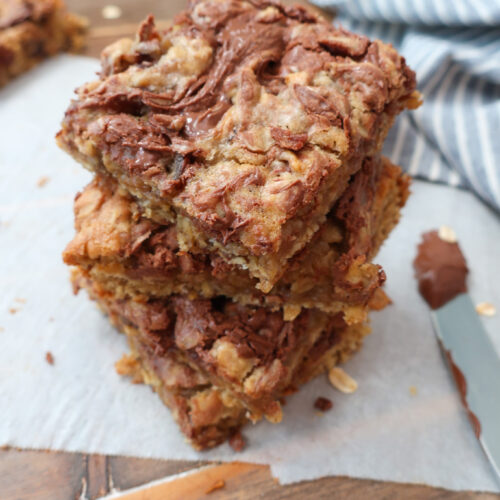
[59,0,419,450]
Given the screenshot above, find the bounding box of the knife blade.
[431,293,500,480]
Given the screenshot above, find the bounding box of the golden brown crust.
[57,0,417,287]
[0,0,87,87]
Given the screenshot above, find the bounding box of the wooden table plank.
[1,447,498,500]
[0,448,86,500]
[1,1,498,499]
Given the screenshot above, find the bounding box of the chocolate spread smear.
[413,230,468,309]
[444,348,481,439]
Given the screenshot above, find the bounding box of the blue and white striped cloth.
[313,0,500,212]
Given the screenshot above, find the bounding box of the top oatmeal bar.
[57,0,418,291]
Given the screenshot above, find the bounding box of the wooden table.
[2,1,498,498]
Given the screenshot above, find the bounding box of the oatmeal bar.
[63,156,410,318]
[0,0,86,87]
[57,0,418,291]
[73,268,370,423]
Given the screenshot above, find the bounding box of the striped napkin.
[313,0,500,212]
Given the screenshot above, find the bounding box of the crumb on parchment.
[45,352,54,365]
[314,397,333,412]
[328,367,358,394]
[475,302,496,317]
[37,176,50,188]
[115,354,143,384]
[438,225,457,243]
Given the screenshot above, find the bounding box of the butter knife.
[431,293,500,479]
[414,229,500,481]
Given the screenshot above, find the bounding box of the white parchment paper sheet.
[0,55,499,492]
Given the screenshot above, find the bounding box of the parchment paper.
[0,55,499,492]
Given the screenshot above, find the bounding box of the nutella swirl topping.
[59,0,417,252]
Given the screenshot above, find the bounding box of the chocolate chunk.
[293,85,342,124]
[270,127,308,151]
